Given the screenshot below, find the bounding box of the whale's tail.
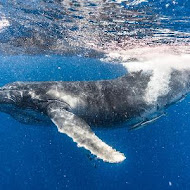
[47,102,126,163]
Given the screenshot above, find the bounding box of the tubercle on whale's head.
[0,82,30,106]
[0,88,24,105]
[0,82,40,107]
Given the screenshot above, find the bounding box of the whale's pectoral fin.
[47,103,126,163]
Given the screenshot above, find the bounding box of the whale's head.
[0,82,52,125]
[0,83,24,105]
[0,82,47,111]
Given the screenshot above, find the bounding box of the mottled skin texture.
[0,69,190,163]
[0,71,152,127]
[0,69,189,127]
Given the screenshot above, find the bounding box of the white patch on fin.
[47,104,126,163]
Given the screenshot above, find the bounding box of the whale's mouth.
[0,90,14,104]
[0,89,23,105]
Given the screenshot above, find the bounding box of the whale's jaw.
[0,88,24,105]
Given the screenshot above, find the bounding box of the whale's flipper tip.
[77,132,126,163]
[47,102,126,164]
[111,152,126,163]
[104,150,126,163]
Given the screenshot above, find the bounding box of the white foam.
[129,0,148,6]
[0,17,10,32]
[105,46,190,104]
[114,0,148,5]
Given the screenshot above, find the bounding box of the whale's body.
[0,69,189,163]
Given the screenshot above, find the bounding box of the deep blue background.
[0,0,190,189]
[0,56,190,190]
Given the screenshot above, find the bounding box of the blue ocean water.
[0,0,190,190]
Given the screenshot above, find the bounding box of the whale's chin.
[0,104,51,126]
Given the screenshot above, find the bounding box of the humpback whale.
[0,68,189,163]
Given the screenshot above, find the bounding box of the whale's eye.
[61,106,69,111]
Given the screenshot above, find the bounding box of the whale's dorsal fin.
[47,103,126,163]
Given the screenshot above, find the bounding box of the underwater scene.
[0,0,190,189]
